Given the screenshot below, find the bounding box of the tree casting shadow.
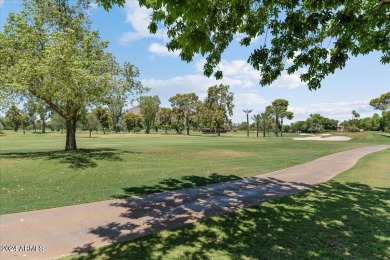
[73,181,390,259]
[0,148,141,169]
[113,173,242,198]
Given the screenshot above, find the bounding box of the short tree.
[5,105,22,132]
[84,113,100,138]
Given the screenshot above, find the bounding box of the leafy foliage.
[122,111,142,132]
[157,107,173,134]
[370,92,390,111]
[199,84,234,136]
[99,0,389,90]
[139,95,161,134]
[169,93,200,135]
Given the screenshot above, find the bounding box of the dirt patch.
[199,149,249,158]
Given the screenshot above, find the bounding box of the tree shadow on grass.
[112,173,242,198]
[0,148,141,169]
[72,181,390,259]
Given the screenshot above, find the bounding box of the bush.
[133,127,141,134]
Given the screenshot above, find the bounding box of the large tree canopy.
[0,0,145,150]
[98,0,390,90]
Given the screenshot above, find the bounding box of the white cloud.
[0,0,4,7]
[235,93,268,107]
[148,43,180,57]
[195,59,261,88]
[270,69,307,89]
[119,1,167,44]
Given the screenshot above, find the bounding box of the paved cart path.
[1,145,389,260]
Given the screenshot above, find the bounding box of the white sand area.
[294,135,351,141]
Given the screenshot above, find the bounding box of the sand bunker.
[293,135,351,141]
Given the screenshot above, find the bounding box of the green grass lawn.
[1,130,389,214]
[67,148,390,260]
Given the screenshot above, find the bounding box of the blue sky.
[1,1,389,123]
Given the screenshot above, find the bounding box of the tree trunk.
[145,126,150,134]
[103,128,106,134]
[186,127,190,135]
[246,114,249,137]
[65,118,77,151]
[274,116,279,137]
[61,128,63,134]
[165,129,168,134]
[280,118,284,137]
[42,119,46,134]
[23,126,26,134]
[89,130,92,138]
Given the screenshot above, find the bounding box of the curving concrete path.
[1,145,389,260]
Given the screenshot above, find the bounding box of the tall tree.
[243,109,253,137]
[0,1,143,150]
[352,110,361,119]
[266,99,292,137]
[251,114,261,137]
[105,61,149,133]
[370,92,390,131]
[98,0,390,90]
[24,99,38,133]
[157,107,173,134]
[139,95,160,134]
[259,112,271,137]
[201,84,234,136]
[280,111,294,137]
[169,93,199,136]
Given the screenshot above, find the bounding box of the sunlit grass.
[68,149,390,260]
[1,130,389,214]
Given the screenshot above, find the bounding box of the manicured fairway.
[1,131,389,214]
[68,148,390,260]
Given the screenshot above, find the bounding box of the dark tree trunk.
[275,116,279,137]
[280,118,284,137]
[246,114,250,137]
[145,126,150,134]
[42,121,46,133]
[65,118,77,151]
[103,128,106,134]
[186,127,190,135]
[165,128,168,134]
[23,126,26,134]
[89,130,92,138]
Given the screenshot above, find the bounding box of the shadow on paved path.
[74,181,390,259]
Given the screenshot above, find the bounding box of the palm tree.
[243,109,253,137]
[251,114,261,137]
[260,112,270,137]
[279,111,294,137]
